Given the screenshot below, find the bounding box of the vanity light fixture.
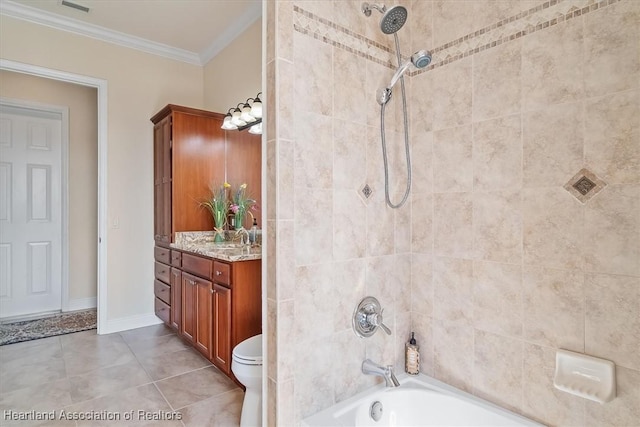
[221,92,262,134]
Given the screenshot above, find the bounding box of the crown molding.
[199,1,262,65]
[0,0,202,65]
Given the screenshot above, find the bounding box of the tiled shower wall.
[267,0,639,425]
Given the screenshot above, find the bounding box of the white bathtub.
[302,374,543,427]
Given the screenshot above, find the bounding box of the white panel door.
[0,104,63,319]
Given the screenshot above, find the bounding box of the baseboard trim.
[66,297,97,312]
[100,313,163,335]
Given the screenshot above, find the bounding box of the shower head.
[377,50,432,105]
[362,3,407,34]
[380,5,407,34]
[388,50,432,88]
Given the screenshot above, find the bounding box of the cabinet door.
[170,267,182,331]
[195,279,213,358]
[153,116,172,244]
[181,272,197,344]
[212,284,232,374]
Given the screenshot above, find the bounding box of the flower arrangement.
[200,182,230,242]
[230,183,257,229]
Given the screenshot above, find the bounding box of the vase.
[234,209,246,230]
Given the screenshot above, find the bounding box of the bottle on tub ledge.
[249,218,259,244]
[405,332,420,375]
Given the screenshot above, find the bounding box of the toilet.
[232,334,263,427]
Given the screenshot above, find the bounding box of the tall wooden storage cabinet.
[152,105,226,246]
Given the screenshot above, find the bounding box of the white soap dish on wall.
[553,349,616,404]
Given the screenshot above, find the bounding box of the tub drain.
[370,401,383,422]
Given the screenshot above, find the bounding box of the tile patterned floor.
[0,324,243,426]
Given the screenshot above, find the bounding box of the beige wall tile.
[267,299,277,380]
[276,1,293,62]
[522,16,584,111]
[277,221,295,299]
[411,253,433,316]
[473,115,522,191]
[585,366,640,427]
[333,259,367,333]
[523,188,584,270]
[294,189,333,265]
[473,40,521,122]
[277,300,295,381]
[433,256,473,325]
[294,111,333,189]
[522,343,586,426]
[277,59,294,140]
[434,193,473,258]
[277,139,294,218]
[410,69,434,134]
[266,140,277,222]
[333,330,368,403]
[473,260,522,338]
[410,129,433,194]
[366,198,395,256]
[584,0,640,97]
[433,125,473,193]
[432,58,472,130]
[295,336,336,419]
[334,48,368,126]
[584,184,640,277]
[411,193,433,254]
[334,119,368,191]
[473,330,523,412]
[433,318,473,392]
[294,264,336,341]
[333,190,367,261]
[585,273,640,371]
[394,200,412,254]
[523,101,584,187]
[584,90,640,185]
[473,190,522,264]
[523,266,585,351]
[293,31,333,116]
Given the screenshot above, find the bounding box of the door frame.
[0,59,108,334]
[0,97,69,317]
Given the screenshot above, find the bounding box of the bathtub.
[302,373,543,426]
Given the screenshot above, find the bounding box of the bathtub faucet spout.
[362,359,400,387]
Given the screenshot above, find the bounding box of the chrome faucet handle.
[353,296,392,338]
[368,309,391,335]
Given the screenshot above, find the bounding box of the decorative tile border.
[293,0,625,72]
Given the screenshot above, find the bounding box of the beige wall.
[0,70,98,302]
[203,19,262,114]
[1,15,205,324]
[267,0,639,425]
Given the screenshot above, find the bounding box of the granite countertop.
[171,231,262,262]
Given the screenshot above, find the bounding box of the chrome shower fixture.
[362,2,408,34]
[378,50,432,105]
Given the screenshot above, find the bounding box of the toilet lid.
[232,334,262,364]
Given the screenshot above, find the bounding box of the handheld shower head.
[377,50,432,105]
[388,50,432,89]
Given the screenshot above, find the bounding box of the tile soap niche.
[553,349,616,404]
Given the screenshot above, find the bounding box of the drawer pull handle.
[189,280,196,286]
[215,271,223,276]
[210,289,216,294]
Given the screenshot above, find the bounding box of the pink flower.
[230,204,239,214]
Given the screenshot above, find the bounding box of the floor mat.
[0,309,97,346]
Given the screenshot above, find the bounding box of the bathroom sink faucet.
[362,359,400,387]
[236,228,250,245]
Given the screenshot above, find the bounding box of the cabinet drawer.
[182,253,212,279]
[154,279,171,305]
[155,297,170,324]
[154,246,170,264]
[212,261,231,286]
[154,261,170,284]
[170,250,182,267]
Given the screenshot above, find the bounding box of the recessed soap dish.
[553,349,616,404]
